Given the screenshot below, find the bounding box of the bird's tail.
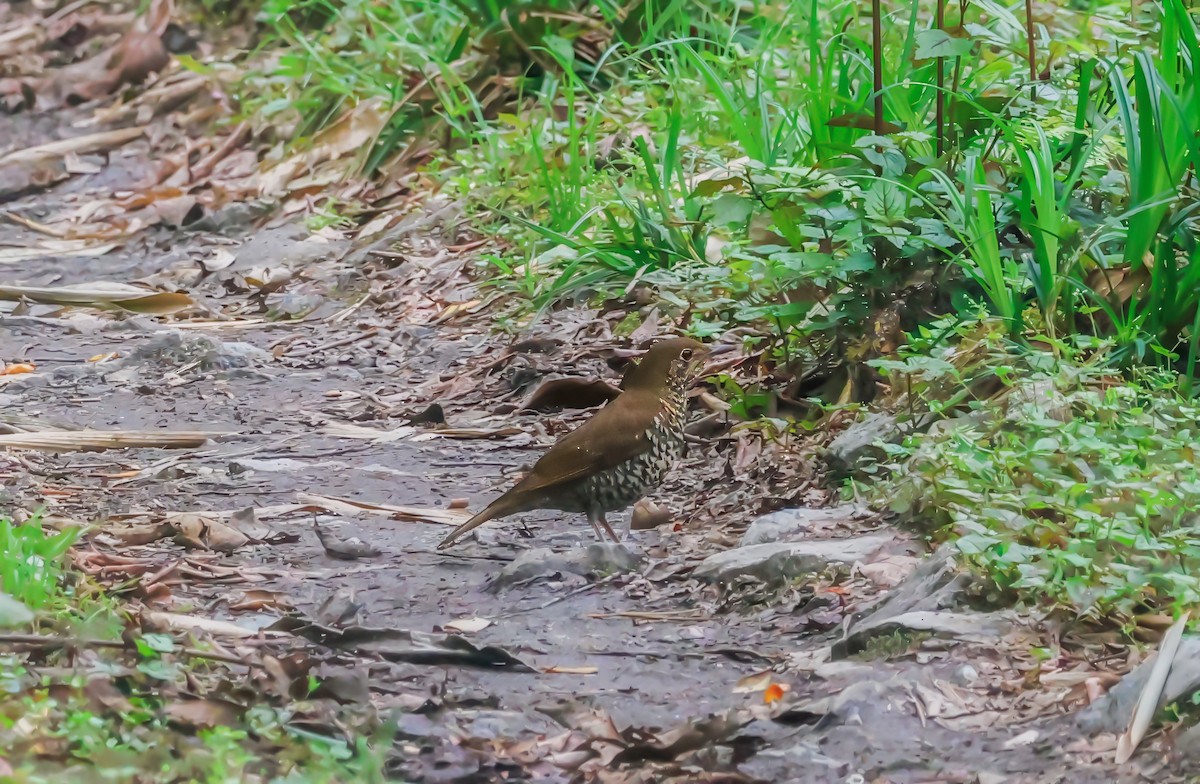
[436,494,524,550]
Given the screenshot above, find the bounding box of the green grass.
[0,518,389,782]
[239,0,1200,393]
[235,0,1200,637]
[0,516,80,612]
[865,357,1200,624]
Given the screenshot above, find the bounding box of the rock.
[833,610,1016,658]
[952,663,980,685]
[855,554,921,588]
[1176,720,1200,764]
[1075,635,1200,734]
[79,332,274,377]
[740,507,863,546]
[233,225,349,269]
[824,411,933,477]
[483,543,643,593]
[0,593,33,627]
[843,545,969,633]
[694,534,894,584]
[1007,377,1071,423]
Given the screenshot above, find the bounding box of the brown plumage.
[437,337,709,549]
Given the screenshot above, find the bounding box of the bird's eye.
[680,349,693,361]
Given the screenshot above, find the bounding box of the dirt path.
[0,6,1185,782]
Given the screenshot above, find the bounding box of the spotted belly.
[579,428,684,513]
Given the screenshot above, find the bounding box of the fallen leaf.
[732,671,773,694]
[297,492,469,526]
[229,590,294,612]
[0,282,192,313]
[0,429,217,452]
[522,377,622,412]
[0,363,35,375]
[630,499,672,530]
[163,698,243,730]
[172,513,249,552]
[0,127,146,165]
[543,665,599,675]
[312,518,380,560]
[1116,610,1191,763]
[269,617,533,670]
[764,683,787,704]
[445,617,492,634]
[0,241,117,264]
[142,611,285,640]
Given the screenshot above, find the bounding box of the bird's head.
[622,337,711,393]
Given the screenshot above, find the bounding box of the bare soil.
[0,4,1188,782]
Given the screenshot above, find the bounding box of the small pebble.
[449,498,469,509]
[953,664,979,684]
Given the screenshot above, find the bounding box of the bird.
[437,337,710,550]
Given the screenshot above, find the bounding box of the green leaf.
[914,29,975,60]
[711,193,754,227]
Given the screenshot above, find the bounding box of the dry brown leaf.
[543,665,599,675]
[163,698,243,730]
[763,683,788,704]
[444,617,492,634]
[0,429,217,452]
[0,127,146,165]
[1116,610,1190,763]
[0,363,35,375]
[229,590,294,612]
[142,611,287,639]
[522,377,622,412]
[732,671,773,694]
[172,513,250,553]
[630,499,672,530]
[296,492,469,526]
[0,241,118,264]
[0,282,193,313]
[259,98,387,196]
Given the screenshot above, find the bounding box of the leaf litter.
[0,0,1187,778]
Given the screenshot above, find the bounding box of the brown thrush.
[437,337,709,549]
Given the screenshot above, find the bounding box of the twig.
[0,633,262,668]
[504,573,622,615]
[289,328,380,358]
[587,610,708,622]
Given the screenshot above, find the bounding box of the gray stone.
[1075,636,1200,733]
[824,411,933,477]
[1176,720,1200,764]
[233,225,349,269]
[694,534,894,584]
[740,507,862,546]
[834,610,1015,658]
[0,593,32,627]
[1007,377,1071,422]
[483,543,644,593]
[842,544,969,634]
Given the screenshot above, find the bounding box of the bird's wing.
[511,393,656,496]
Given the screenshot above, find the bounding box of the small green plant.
[868,360,1200,624]
[0,516,80,611]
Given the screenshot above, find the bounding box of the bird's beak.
[689,346,715,374]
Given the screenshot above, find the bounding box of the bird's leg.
[597,512,621,543]
[586,511,607,542]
